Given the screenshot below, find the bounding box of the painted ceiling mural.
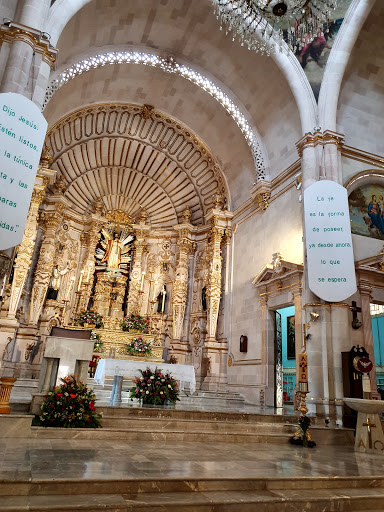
[349,183,384,240]
[296,0,352,100]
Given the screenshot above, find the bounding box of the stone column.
[291,284,303,408]
[0,0,56,101]
[110,275,126,320]
[359,280,379,398]
[127,223,150,314]
[172,208,196,358]
[77,219,103,314]
[29,203,66,326]
[41,357,54,393]
[205,221,225,342]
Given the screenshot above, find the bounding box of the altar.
[94,358,196,405]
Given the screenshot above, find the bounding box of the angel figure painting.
[349,183,384,240]
[96,229,134,271]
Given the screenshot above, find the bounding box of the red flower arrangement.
[40,375,102,428]
[129,367,180,405]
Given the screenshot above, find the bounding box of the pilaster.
[127,222,150,314]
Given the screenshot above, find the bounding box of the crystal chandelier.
[212,0,338,56]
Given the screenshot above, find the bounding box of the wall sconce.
[310,312,320,321]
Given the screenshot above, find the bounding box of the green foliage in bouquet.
[40,375,102,428]
[121,313,150,332]
[130,367,180,405]
[126,336,151,356]
[75,310,103,327]
[91,331,103,352]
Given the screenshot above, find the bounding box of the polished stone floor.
[1,437,384,483]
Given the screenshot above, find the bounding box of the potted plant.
[39,375,102,428]
[75,310,103,328]
[126,337,152,357]
[129,367,180,406]
[121,313,150,333]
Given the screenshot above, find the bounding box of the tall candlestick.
[78,270,84,291]
[161,289,166,313]
[152,281,158,302]
[140,271,145,291]
[65,276,75,300]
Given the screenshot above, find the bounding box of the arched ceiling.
[44,0,303,187]
[47,103,228,227]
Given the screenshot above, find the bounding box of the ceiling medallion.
[212,0,338,56]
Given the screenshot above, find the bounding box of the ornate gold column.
[6,155,56,320]
[29,202,66,326]
[172,207,196,350]
[77,219,103,314]
[93,273,112,319]
[127,221,150,315]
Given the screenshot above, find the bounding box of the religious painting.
[349,184,384,240]
[295,0,351,101]
[287,315,296,360]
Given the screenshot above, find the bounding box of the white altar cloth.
[94,359,196,394]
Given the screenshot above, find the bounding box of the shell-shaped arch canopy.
[46,103,229,227]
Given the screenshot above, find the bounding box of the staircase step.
[1,487,384,512]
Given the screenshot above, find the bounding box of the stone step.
[0,485,383,511]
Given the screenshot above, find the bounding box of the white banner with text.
[304,180,357,302]
[0,93,47,250]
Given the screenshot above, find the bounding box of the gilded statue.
[96,230,133,270]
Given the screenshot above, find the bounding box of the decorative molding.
[0,22,58,68]
[42,50,266,179]
[46,103,228,227]
[296,129,345,158]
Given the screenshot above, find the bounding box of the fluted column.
[29,203,65,325]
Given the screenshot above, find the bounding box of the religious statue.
[47,263,70,300]
[96,230,133,270]
[157,285,167,313]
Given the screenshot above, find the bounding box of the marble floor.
[1,437,384,482]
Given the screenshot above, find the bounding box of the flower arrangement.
[290,414,316,448]
[121,313,150,332]
[126,337,152,356]
[75,310,103,328]
[129,367,180,405]
[39,375,102,428]
[91,332,103,353]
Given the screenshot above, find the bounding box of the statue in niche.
[96,230,133,270]
[157,285,167,313]
[47,263,69,300]
[201,286,207,311]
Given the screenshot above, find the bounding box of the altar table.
[94,358,196,398]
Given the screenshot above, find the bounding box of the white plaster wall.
[228,186,303,402]
[338,2,384,155]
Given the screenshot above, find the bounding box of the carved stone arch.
[46,104,228,226]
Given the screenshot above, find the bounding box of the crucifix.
[351,301,362,329]
[362,417,376,449]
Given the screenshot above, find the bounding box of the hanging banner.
[0,93,47,250]
[304,180,357,302]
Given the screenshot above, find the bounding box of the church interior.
[0,0,384,510]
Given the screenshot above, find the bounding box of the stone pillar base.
[200,339,228,392]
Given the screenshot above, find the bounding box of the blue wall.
[277,305,295,368]
[372,315,384,366]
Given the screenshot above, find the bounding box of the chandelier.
[212,1,338,56]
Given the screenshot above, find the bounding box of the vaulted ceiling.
[47,104,228,227]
